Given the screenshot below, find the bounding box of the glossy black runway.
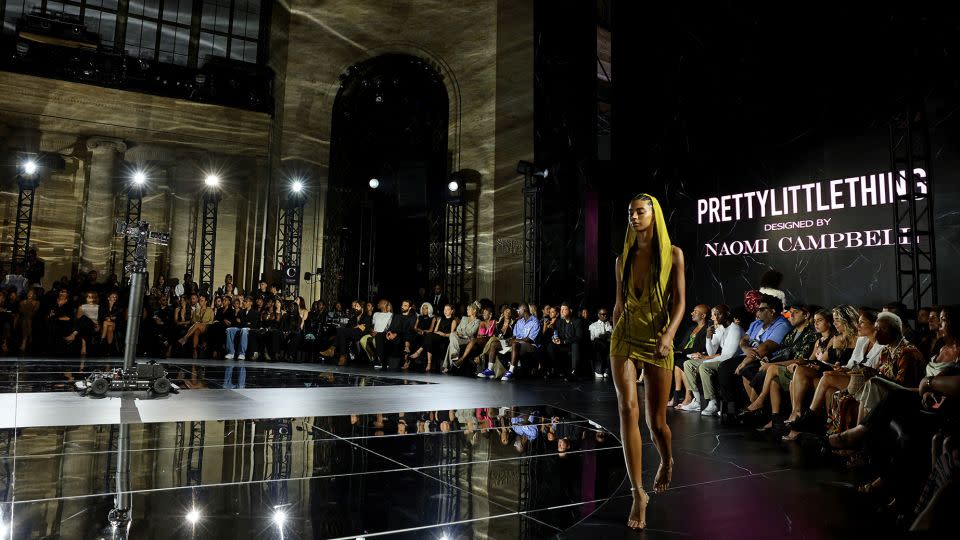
[0,358,887,538]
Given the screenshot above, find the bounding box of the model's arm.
[613,256,624,327]
[658,247,686,359]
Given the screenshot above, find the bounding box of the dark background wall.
[603,2,960,312]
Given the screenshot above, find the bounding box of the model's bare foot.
[627,489,649,530]
[654,459,674,492]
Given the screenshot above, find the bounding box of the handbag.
[846,365,878,396]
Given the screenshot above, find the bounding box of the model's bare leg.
[611,356,649,530]
[644,362,674,493]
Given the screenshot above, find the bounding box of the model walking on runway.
[610,193,686,530]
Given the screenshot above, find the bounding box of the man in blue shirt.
[501,303,540,381]
[717,294,791,415]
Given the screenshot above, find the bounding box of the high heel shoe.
[736,407,767,423]
[790,409,825,434]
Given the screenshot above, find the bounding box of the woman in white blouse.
[679,305,746,415]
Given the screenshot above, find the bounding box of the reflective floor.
[1,405,621,539]
[0,360,430,393]
[0,358,885,538]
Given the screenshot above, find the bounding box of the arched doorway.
[323,54,450,305]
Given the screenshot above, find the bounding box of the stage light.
[132,171,147,186]
[291,180,304,193]
[369,178,380,189]
[186,509,201,525]
[273,510,287,526]
[22,160,37,176]
[447,180,459,192]
[204,174,220,188]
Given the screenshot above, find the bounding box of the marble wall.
[270,0,533,303]
[0,1,534,300]
[0,71,271,289]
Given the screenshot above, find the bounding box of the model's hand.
[654,334,672,360]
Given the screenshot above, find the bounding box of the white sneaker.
[594,372,604,379]
[680,399,701,412]
[237,354,245,360]
[225,353,234,360]
[700,401,719,416]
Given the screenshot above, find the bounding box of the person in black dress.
[428,305,458,373]
[336,300,371,366]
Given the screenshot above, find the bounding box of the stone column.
[82,137,128,274]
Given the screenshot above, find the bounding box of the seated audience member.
[682,305,747,415]
[377,300,416,369]
[407,303,437,368]
[444,302,480,373]
[589,308,613,378]
[827,305,860,365]
[274,297,303,361]
[172,296,193,354]
[16,288,39,354]
[478,306,515,379]
[462,306,495,370]
[225,297,258,360]
[501,303,540,381]
[147,294,174,357]
[2,263,28,299]
[919,305,943,358]
[671,304,710,408]
[734,303,819,427]
[255,299,285,361]
[207,295,236,359]
[75,291,100,356]
[911,379,960,532]
[335,300,371,366]
[99,290,124,354]
[48,289,77,356]
[361,301,394,367]
[216,274,240,297]
[914,306,932,344]
[179,294,214,359]
[792,311,924,437]
[717,294,791,416]
[428,304,458,373]
[547,302,584,381]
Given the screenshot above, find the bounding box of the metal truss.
[889,102,938,312]
[198,193,221,297]
[10,177,39,273]
[522,174,543,304]
[277,197,305,297]
[121,192,143,283]
[444,196,465,305]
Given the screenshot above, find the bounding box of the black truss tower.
[522,173,543,304]
[121,189,144,283]
[277,195,306,297]
[444,195,465,305]
[889,103,938,312]
[199,193,221,297]
[185,198,199,278]
[429,207,445,288]
[10,176,39,273]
